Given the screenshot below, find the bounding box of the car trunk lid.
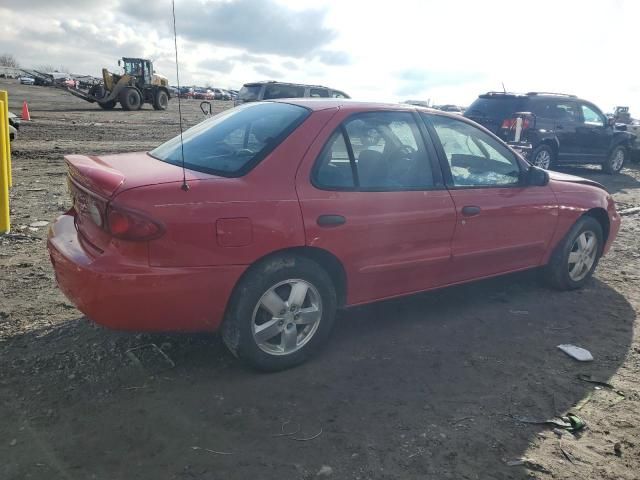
[65,151,204,198]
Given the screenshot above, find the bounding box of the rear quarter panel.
[117,107,339,267]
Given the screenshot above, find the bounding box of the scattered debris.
[512,413,585,433]
[557,344,593,362]
[316,465,333,477]
[9,438,17,447]
[272,420,301,437]
[292,427,323,442]
[504,458,551,473]
[509,310,529,315]
[124,343,175,370]
[614,442,622,457]
[577,374,625,397]
[559,445,576,464]
[191,446,233,455]
[619,206,640,216]
[29,221,49,228]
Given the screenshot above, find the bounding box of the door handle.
[555,125,564,130]
[461,206,481,217]
[317,215,346,227]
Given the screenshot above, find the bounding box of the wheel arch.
[537,137,560,154]
[583,207,610,245]
[225,246,348,316]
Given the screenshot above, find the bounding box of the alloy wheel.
[567,231,598,281]
[251,279,323,356]
[611,149,625,171]
[534,150,551,169]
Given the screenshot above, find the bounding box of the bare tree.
[0,53,20,68]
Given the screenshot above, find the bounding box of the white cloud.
[2,0,639,113]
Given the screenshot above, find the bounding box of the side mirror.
[608,117,616,127]
[527,165,549,186]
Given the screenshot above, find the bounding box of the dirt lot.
[1,79,639,480]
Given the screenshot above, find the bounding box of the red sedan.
[48,100,621,370]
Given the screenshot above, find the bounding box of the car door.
[421,113,559,283]
[576,102,611,160]
[546,100,581,160]
[296,109,457,306]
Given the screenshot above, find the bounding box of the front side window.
[314,111,435,190]
[150,102,309,177]
[581,104,606,127]
[427,115,521,187]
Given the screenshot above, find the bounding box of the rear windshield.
[465,97,526,119]
[150,102,310,177]
[238,85,262,102]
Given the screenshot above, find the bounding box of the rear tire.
[221,255,337,371]
[544,216,603,290]
[119,87,142,111]
[153,90,169,110]
[98,100,116,110]
[602,146,626,174]
[530,144,555,170]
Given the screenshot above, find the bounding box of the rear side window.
[150,102,310,177]
[534,101,578,121]
[314,111,435,190]
[466,97,526,119]
[331,90,349,99]
[264,84,306,99]
[238,85,261,102]
[310,88,329,98]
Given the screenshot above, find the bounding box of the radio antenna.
[502,81,507,94]
[171,0,189,191]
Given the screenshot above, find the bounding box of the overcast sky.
[1,0,639,112]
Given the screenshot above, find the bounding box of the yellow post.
[0,99,9,233]
[0,91,10,187]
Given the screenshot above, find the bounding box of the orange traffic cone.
[21,100,31,121]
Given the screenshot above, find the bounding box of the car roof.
[244,80,337,89]
[270,98,451,115]
[478,91,580,100]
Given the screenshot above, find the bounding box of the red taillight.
[106,205,164,241]
[501,118,532,130]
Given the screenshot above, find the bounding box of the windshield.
[150,102,310,177]
[238,85,262,102]
[466,97,525,119]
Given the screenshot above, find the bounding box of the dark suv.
[465,92,636,174]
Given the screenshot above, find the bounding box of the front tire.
[221,255,337,371]
[530,144,555,170]
[153,89,169,110]
[119,87,142,111]
[544,216,603,290]
[602,146,626,174]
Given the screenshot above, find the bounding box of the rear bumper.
[47,213,246,332]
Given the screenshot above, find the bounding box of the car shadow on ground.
[2,270,635,479]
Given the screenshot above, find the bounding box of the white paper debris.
[557,344,594,362]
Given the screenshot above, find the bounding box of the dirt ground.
[1,79,639,480]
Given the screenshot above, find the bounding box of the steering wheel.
[394,145,417,160]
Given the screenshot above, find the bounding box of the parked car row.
[174,86,237,101]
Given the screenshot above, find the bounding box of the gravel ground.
[1,79,639,480]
